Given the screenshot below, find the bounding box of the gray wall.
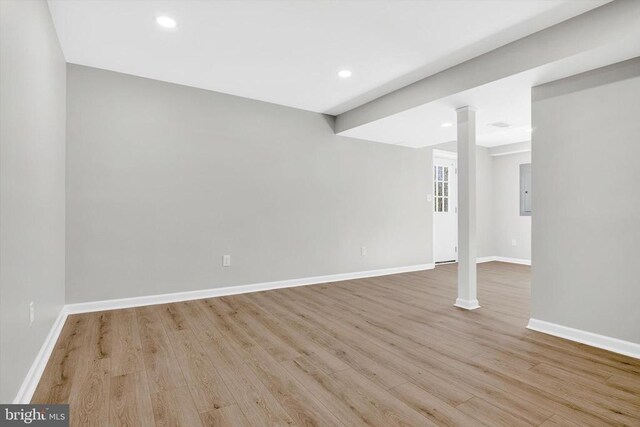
[532,57,640,343]
[492,151,532,260]
[66,65,432,304]
[476,146,494,259]
[0,0,66,402]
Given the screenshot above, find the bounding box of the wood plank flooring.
[32,262,640,426]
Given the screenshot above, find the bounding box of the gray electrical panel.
[520,163,532,216]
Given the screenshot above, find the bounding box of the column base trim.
[454,298,481,310]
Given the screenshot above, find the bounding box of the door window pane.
[434,164,453,213]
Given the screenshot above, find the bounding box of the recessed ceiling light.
[441,122,453,128]
[156,16,177,29]
[338,70,352,79]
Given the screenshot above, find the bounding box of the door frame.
[432,149,458,264]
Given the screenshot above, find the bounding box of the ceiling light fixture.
[490,121,511,128]
[338,70,352,78]
[441,122,453,128]
[156,16,177,29]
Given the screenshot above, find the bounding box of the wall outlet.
[361,246,367,256]
[29,301,35,326]
[512,239,517,247]
[222,255,231,267]
[426,194,433,202]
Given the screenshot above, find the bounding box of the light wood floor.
[33,262,640,426]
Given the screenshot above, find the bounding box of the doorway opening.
[433,150,458,264]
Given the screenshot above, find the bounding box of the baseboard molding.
[13,307,69,404]
[65,263,435,315]
[477,256,531,266]
[454,298,481,310]
[494,256,531,266]
[527,318,640,359]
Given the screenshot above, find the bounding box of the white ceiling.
[340,76,533,148]
[48,0,608,115]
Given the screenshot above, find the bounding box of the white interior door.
[433,154,458,263]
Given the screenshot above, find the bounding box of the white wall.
[0,0,66,402]
[492,151,532,261]
[66,65,432,304]
[532,57,640,344]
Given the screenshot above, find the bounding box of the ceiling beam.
[335,0,640,134]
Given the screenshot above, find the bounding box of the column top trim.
[456,106,478,112]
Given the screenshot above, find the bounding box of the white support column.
[455,106,480,310]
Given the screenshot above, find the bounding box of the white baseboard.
[65,263,435,315]
[13,307,69,404]
[476,256,531,266]
[454,298,481,310]
[527,318,640,359]
[494,256,531,266]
